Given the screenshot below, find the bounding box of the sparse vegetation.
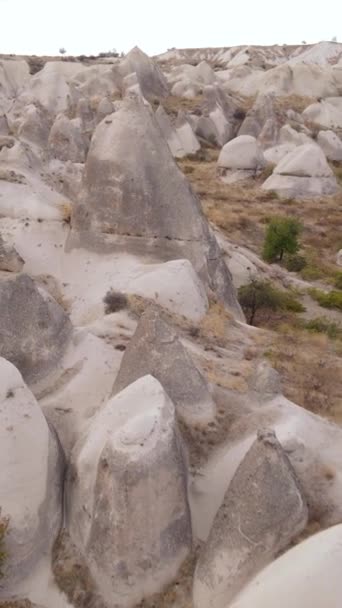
[103,290,128,314]
[262,216,302,263]
[308,288,342,311]
[284,253,307,272]
[303,317,341,340]
[153,95,203,117]
[265,325,342,417]
[238,279,304,326]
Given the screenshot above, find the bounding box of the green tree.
[238,279,304,325]
[262,216,302,263]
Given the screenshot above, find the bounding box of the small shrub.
[103,290,128,314]
[308,288,342,311]
[238,279,304,325]
[303,317,341,339]
[262,216,303,263]
[300,264,324,281]
[281,293,305,313]
[284,254,307,272]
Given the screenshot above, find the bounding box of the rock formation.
[0,41,341,608]
[66,375,191,608]
[193,429,308,608]
[217,135,266,182]
[262,143,339,197]
[113,308,216,426]
[0,357,63,589]
[70,97,243,318]
[317,129,342,161]
[0,234,24,272]
[0,274,72,384]
[230,524,342,608]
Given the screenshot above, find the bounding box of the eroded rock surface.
[0,357,63,590]
[67,375,191,608]
[0,274,72,384]
[113,307,216,426]
[193,429,308,608]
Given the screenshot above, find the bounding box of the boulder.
[113,307,216,426]
[0,135,15,151]
[0,234,24,272]
[189,395,342,546]
[201,85,238,145]
[194,61,217,85]
[274,143,333,177]
[120,46,169,100]
[0,274,72,385]
[7,103,52,147]
[264,143,296,165]
[71,97,243,318]
[337,249,342,266]
[175,110,201,155]
[218,135,266,171]
[0,60,30,108]
[48,114,86,162]
[66,375,191,608]
[39,330,118,456]
[317,129,342,161]
[261,63,338,97]
[71,64,121,101]
[155,105,186,158]
[72,99,204,240]
[193,429,308,608]
[218,135,266,182]
[0,357,63,589]
[279,124,312,146]
[194,115,222,147]
[303,97,342,129]
[230,524,342,608]
[207,106,234,146]
[258,117,281,149]
[262,173,339,197]
[168,63,217,99]
[0,137,41,173]
[20,61,86,115]
[0,168,71,220]
[96,97,114,122]
[238,94,277,140]
[262,143,339,197]
[125,258,209,322]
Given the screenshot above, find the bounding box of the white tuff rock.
[67,375,191,608]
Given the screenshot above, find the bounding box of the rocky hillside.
[0,42,341,608]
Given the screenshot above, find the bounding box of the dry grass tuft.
[137,553,197,608]
[274,95,316,114]
[263,324,342,419]
[153,95,204,117]
[52,529,105,608]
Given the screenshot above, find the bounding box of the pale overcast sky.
[0,0,341,57]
